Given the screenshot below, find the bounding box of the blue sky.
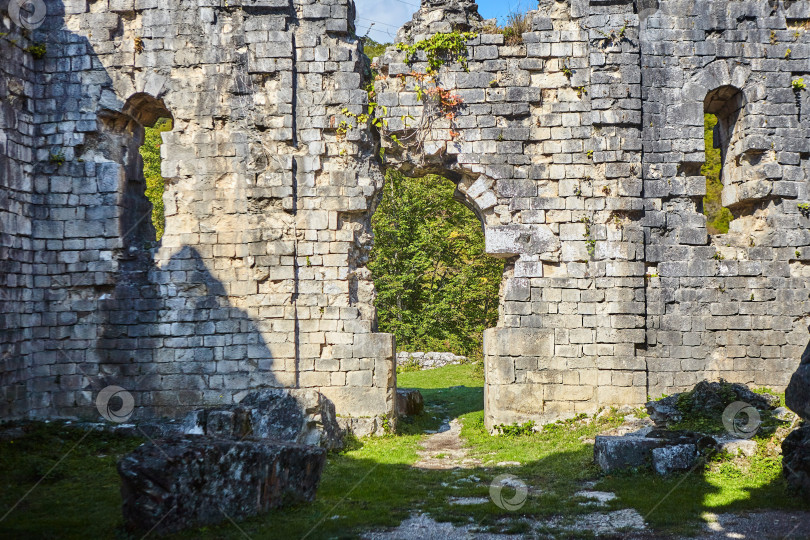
[354,0,534,43]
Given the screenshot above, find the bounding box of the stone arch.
[118,93,173,247]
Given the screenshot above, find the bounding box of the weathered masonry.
[1,0,809,432]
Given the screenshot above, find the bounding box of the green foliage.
[496,421,536,437]
[396,32,477,73]
[580,215,596,258]
[139,118,172,240]
[702,113,733,234]
[26,42,46,59]
[369,172,502,359]
[49,151,65,166]
[361,37,388,60]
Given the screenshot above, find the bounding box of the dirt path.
[413,418,482,469]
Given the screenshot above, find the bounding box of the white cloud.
[353,0,419,43]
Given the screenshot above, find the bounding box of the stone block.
[118,438,326,535]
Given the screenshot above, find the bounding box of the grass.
[483,8,532,46]
[0,365,806,539]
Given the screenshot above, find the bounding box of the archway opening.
[702,85,742,235]
[369,170,503,367]
[138,117,172,241]
[123,93,172,243]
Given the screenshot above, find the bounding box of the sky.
[354,0,535,44]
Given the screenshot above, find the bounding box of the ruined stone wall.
[0,9,37,417]
[1,0,810,431]
[1,0,395,435]
[640,0,810,397]
[374,0,810,428]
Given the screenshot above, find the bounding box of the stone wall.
[373,0,810,428]
[0,0,396,435]
[1,0,809,432]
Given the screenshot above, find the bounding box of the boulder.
[646,380,779,428]
[396,388,425,416]
[185,388,344,450]
[786,340,810,421]
[652,444,698,475]
[645,395,682,427]
[118,438,326,535]
[782,425,810,497]
[717,437,758,457]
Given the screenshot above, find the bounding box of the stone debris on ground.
[687,511,810,539]
[575,490,618,507]
[362,509,648,539]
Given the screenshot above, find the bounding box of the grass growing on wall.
[139,118,172,241]
[368,171,503,359]
[702,113,733,234]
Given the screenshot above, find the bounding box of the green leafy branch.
[396,32,478,73]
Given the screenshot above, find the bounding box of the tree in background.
[369,171,503,359]
[702,113,733,234]
[139,118,172,240]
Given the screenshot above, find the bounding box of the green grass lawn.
[0,364,806,539]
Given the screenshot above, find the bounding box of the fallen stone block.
[782,425,810,498]
[594,436,671,473]
[717,437,758,457]
[185,388,344,450]
[396,388,424,416]
[118,438,326,535]
[652,444,697,475]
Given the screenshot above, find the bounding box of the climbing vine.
[396,32,478,73]
[580,215,596,258]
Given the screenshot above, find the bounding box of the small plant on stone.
[49,151,65,166]
[134,37,144,54]
[581,215,597,258]
[793,78,807,91]
[586,149,594,159]
[713,251,724,260]
[770,31,777,44]
[785,48,792,58]
[574,85,587,98]
[561,61,573,79]
[26,42,46,59]
[798,202,810,216]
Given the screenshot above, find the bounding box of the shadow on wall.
[97,246,286,420]
[19,0,291,421]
